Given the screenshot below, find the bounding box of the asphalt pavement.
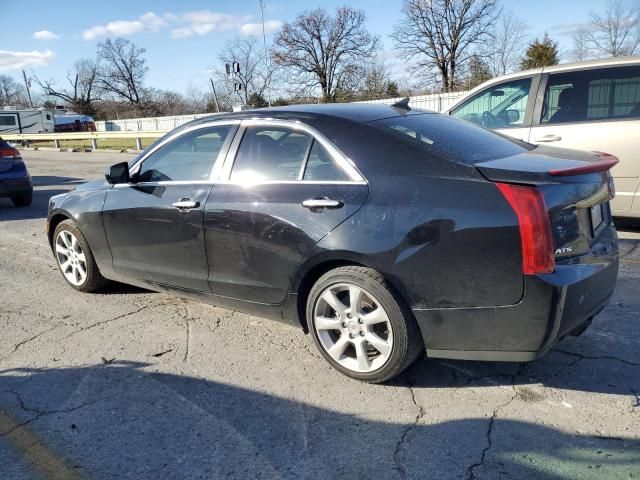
[0,150,639,479]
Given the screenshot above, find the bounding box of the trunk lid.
[476,146,616,261]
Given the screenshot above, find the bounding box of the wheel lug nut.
[360,331,365,336]
[342,322,347,328]
[347,313,352,319]
[358,318,363,324]
[349,333,354,339]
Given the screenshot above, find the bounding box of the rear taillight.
[496,183,554,275]
[548,152,618,176]
[0,147,21,159]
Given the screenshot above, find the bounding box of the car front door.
[528,66,640,215]
[449,76,538,142]
[204,120,369,304]
[102,122,237,291]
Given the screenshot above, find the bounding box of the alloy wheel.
[313,282,393,373]
[55,230,87,286]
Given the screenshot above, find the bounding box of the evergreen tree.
[521,34,559,69]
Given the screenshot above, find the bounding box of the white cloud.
[169,11,250,38]
[82,12,165,40]
[239,20,283,37]
[32,30,60,40]
[0,50,55,71]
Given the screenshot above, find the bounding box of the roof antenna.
[391,97,411,110]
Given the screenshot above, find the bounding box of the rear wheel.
[306,266,423,383]
[11,190,32,207]
[53,220,107,292]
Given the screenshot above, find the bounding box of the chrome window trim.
[112,179,367,188]
[128,120,241,180]
[218,118,366,184]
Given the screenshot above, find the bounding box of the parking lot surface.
[1,150,639,479]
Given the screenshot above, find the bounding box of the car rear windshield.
[369,113,531,164]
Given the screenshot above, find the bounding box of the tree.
[361,61,394,100]
[273,7,380,102]
[0,75,28,107]
[521,34,559,69]
[484,11,530,76]
[97,38,148,104]
[392,0,500,92]
[247,92,268,108]
[33,59,101,115]
[218,36,275,105]
[465,54,492,89]
[570,28,592,62]
[386,81,399,98]
[584,0,639,57]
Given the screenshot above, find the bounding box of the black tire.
[306,266,423,383]
[53,219,108,292]
[11,190,32,207]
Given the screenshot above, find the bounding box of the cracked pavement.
[1,150,639,479]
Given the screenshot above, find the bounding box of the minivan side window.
[542,66,640,124]
[450,78,532,129]
[137,125,233,182]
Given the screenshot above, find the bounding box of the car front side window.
[451,78,532,129]
[137,125,233,182]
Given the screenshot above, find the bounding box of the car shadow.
[30,176,85,187]
[0,362,637,479]
[0,187,71,222]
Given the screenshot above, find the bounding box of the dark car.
[46,103,619,383]
[0,138,32,207]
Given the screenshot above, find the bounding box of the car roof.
[183,102,433,129]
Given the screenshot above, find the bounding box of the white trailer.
[0,108,55,134]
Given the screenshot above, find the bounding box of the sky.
[0,0,609,95]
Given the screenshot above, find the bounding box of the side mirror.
[105,162,130,185]
[505,109,520,124]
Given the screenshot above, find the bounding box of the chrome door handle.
[302,198,343,209]
[535,134,562,142]
[172,199,199,209]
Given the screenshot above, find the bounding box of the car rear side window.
[230,126,312,182]
[137,125,233,182]
[542,66,640,124]
[370,114,529,165]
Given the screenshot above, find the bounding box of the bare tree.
[0,75,28,107]
[392,0,500,92]
[33,60,101,115]
[585,0,640,57]
[484,11,530,76]
[218,36,276,105]
[97,38,148,104]
[273,7,380,102]
[569,28,592,61]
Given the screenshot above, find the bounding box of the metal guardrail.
[1,131,166,150]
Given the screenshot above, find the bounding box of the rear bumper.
[414,231,619,362]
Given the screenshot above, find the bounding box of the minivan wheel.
[306,266,423,383]
[53,220,108,292]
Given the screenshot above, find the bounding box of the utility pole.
[209,78,220,113]
[259,0,271,107]
[22,70,34,108]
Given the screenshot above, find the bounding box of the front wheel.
[53,220,108,292]
[306,266,423,383]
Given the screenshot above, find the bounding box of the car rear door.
[528,66,640,215]
[204,119,368,304]
[102,122,237,291]
[449,75,539,142]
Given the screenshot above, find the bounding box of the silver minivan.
[446,56,640,218]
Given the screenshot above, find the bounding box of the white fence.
[354,91,468,112]
[95,113,216,132]
[95,91,470,133]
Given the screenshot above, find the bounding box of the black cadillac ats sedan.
[46,103,619,382]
